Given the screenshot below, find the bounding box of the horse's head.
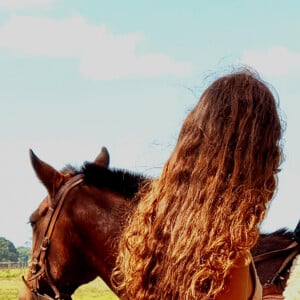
[19,147,111,300]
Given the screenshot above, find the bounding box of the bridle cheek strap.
[24,174,84,300]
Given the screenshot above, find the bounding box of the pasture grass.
[0,268,118,300]
[0,268,24,300]
[73,278,118,300]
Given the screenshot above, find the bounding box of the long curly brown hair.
[112,69,283,299]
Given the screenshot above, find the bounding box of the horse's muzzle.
[19,276,72,300]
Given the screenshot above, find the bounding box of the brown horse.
[19,147,148,300]
[252,228,300,299]
[19,148,299,300]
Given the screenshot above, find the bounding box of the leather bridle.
[22,174,84,300]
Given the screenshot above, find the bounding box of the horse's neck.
[73,185,128,289]
[252,231,295,286]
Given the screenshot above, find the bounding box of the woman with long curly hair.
[112,69,283,299]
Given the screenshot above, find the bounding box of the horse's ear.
[94,147,110,168]
[29,149,64,198]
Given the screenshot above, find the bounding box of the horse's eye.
[28,220,36,228]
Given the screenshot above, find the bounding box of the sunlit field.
[0,268,118,300]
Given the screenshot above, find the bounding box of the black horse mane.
[80,162,150,199]
[260,228,294,238]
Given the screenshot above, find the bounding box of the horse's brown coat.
[19,149,299,299]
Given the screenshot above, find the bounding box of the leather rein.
[22,174,84,300]
[253,240,300,297]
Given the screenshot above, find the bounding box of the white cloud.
[0,0,57,9]
[240,46,300,76]
[0,15,90,57]
[0,15,191,80]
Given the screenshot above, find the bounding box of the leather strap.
[253,241,299,263]
[254,241,300,299]
[32,175,83,262]
[262,284,283,298]
[26,174,84,300]
[263,296,284,300]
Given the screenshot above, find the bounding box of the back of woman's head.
[113,69,283,300]
[174,70,282,196]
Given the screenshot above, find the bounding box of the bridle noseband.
[22,174,84,300]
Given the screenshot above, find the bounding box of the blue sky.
[0,0,299,247]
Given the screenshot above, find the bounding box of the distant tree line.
[0,237,30,264]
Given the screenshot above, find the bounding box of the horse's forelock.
[60,164,79,175]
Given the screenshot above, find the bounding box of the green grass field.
[0,268,118,300]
